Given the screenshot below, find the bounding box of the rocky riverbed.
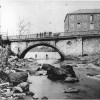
[0,55,80,100]
[0,46,100,99]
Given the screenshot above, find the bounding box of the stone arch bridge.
[2,31,100,60]
[19,42,65,60]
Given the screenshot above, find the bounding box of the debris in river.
[34,70,47,76]
[64,76,79,83]
[64,88,81,93]
[41,96,48,100]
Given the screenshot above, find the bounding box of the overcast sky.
[1,0,100,36]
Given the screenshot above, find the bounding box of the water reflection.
[25,52,60,60]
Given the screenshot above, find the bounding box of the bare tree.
[18,17,31,35]
[17,17,31,55]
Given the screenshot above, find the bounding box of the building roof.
[64,9,100,22]
[68,9,100,15]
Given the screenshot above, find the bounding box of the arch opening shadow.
[19,43,65,60]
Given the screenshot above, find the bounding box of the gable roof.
[68,9,100,14]
[64,9,100,22]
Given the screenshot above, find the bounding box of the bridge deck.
[2,31,100,42]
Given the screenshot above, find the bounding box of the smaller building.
[64,9,100,35]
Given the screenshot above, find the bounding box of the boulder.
[46,64,77,80]
[25,91,34,96]
[17,82,30,92]
[0,70,10,82]
[60,65,76,77]
[8,72,28,86]
[7,96,14,100]
[1,89,13,98]
[64,77,79,83]
[0,78,4,83]
[13,93,26,97]
[14,68,26,72]
[42,64,54,71]
[13,86,23,93]
[28,70,37,76]
[8,56,18,62]
[35,70,47,76]
[47,67,67,80]
[64,88,81,93]
[41,96,48,100]
[0,82,10,89]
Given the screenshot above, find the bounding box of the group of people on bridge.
[36,32,61,38]
[36,32,52,38]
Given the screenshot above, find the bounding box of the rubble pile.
[0,46,37,99]
[0,69,36,100]
[0,46,16,68]
[0,46,9,68]
[8,56,41,70]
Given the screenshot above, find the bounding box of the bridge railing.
[1,32,65,41]
[2,30,100,41]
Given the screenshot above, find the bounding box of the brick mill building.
[64,9,100,35]
[63,9,100,56]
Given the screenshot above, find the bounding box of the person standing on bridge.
[40,32,41,38]
[37,33,38,38]
[44,32,46,37]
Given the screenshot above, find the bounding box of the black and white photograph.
[0,0,100,99]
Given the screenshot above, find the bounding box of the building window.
[90,23,94,30]
[90,15,94,21]
[77,23,81,29]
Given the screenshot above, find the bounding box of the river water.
[25,52,60,60]
[25,52,100,99]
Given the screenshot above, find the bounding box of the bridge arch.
[19,43,65,60]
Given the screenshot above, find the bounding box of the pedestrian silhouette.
[37,33,38,38]
[35,54,37,59]
[46,54,48,60]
